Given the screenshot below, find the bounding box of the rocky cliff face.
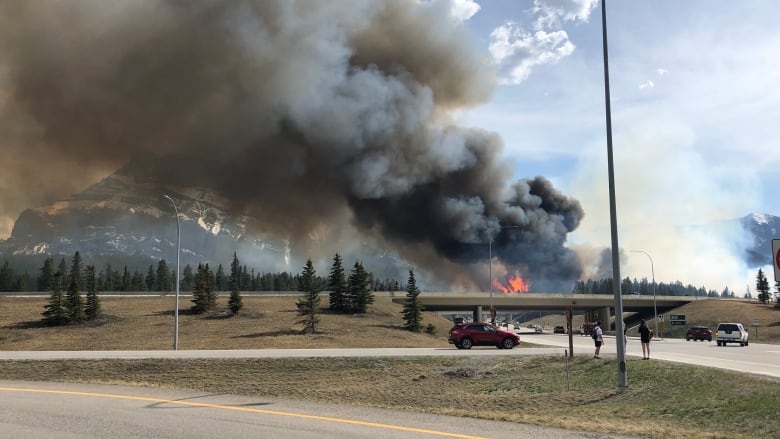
[0,157,287,269]
[740,213,780,267]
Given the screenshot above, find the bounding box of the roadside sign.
[669,314,686,326]
[773,239,780,282]
[753,319,760,327]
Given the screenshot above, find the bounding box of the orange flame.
[492,274,530,294]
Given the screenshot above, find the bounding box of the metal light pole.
[163,195,181,351]
[600,0,628,392]
[488,225,523,324]
[631,250,658,337]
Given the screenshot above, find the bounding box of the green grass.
[1,355,777,439]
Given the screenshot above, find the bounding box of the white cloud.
[447,0,481,22]
[489,23,575,84]
[532,0,599,29]
[488,0,596,84]
[638,80,654,89]
[655,68,668,76]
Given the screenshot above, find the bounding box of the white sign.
[773,239,780,282]
[753,318,760,327]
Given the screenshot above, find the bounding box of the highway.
[2,335,776,437]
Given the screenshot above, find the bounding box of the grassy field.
[1,294,780,438]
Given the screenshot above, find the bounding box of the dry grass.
[0,294,455,350]
[2,294,780,438]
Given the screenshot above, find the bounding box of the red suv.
[686,326,712,342]
[448,323,520,349]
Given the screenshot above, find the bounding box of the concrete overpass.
[391,293,699,325]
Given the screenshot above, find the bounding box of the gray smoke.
[0,0,583,290]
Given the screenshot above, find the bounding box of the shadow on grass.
[5,315,119,329]
[234,329,302,338]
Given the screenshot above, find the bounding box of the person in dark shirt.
[638,319,653,359]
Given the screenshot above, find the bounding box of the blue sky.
[449,0,779,292]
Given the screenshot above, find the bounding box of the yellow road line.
[0,386,486,439]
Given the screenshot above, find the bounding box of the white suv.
[715,323,749,347]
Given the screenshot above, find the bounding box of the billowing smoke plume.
[0,0,583,290]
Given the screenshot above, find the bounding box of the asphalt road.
[1,335,775,438]
[0,380,635,439]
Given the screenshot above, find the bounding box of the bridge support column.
[473,306,483,322]
[598,307,611,329]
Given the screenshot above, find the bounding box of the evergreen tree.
[38,257,55,292]
[0,260,14,292]
[228,252,243,315]
[65,251,85,323]
[296,259,321,334]
[191,263,216,314]
[401,269,423,332]
[84,264,101,321]
[42,271,68,326]
[145,264,157,291]
[181,264,194,291]
[156,260,171,292]
[102,263,114,291]
[347,261,373,313]
[327,253,348,312]
[130,269,147,291]
[121,266,131,291]
[215,264,228,291]
[756,269,770,303]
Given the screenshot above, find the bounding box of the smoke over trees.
[0,0,583,291]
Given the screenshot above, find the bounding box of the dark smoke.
[0,0,583,290]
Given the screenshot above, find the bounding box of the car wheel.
[460,338,473,349]
[501,338,515,349]
[686,337,691,341]
[740,342,745,347]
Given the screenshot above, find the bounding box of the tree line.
[0,256,404,293]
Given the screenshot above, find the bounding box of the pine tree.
[156,260,171,292]
[0,260,14,292]
[182,264,194,291]
[121,266,130,291]
[42,271,68,326]
[65,251,85,323]
[347,261,373,313]
[215,264,228,291]
[756,269,770,303]
[84,264,101,321]
[296,259,321,334]
[191,263,216,314]
[146,264,157,291]
[401,269,424,332]
[327,253,347,312]
[228,253,243,315]
[38,257,55,292]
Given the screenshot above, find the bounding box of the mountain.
[739,212,780,267]
[1,155,777,282]
[0,156,287,269]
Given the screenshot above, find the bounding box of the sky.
[452,0,779,293]
[1,0,777,294]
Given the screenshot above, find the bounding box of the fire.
[492,274,530,294]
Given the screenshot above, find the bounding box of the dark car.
[553,325,566,334]
[686,326,712,342]
[448,323,520,349]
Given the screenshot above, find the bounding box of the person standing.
[639,319,652,359]
[593,321,604,359]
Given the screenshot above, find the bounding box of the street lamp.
[163,195,181,351]
[630,250,658,337]
[489,225,523,324]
